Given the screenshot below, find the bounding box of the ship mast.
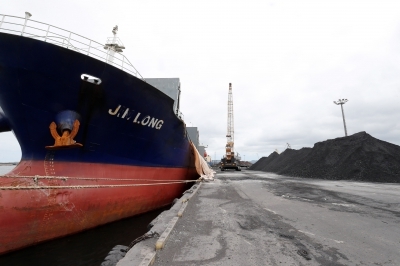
[104,25,125,63]
[225,83,234,160]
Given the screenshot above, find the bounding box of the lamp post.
[333,99,348,137]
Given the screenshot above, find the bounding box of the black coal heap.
[249,132,400,183]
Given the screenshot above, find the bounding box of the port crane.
[220,83,241,171]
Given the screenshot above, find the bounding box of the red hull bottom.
[0,160,198,254]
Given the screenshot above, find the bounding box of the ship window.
[81,74,102,85]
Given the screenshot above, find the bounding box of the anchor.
[45,111,83,150]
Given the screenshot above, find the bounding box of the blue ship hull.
[0,32,193,167]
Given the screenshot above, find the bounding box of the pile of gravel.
[249,132,400,183]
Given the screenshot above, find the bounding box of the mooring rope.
[0,174,199,183]
[0,180,199,190]
[125,231,160,252]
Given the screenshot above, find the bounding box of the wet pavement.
[153,170,400,266]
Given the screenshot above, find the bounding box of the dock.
[115,170,400,266]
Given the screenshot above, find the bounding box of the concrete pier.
[118,170,400,266]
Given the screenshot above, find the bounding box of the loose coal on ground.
[249,131,400,183]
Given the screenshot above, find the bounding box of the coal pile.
[249,132,400,183]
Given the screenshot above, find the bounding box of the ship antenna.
[112,25,118,35]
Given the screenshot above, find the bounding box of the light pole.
[333,99,348,137]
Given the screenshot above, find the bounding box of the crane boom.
[220,83,240,171]
[226,83,234,154]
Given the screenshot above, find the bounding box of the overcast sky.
[1,0,400,162]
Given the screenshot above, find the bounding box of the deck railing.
[0,14,144,80]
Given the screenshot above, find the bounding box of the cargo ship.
[0,13,201,254]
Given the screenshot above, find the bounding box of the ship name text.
[108,105,164,130]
